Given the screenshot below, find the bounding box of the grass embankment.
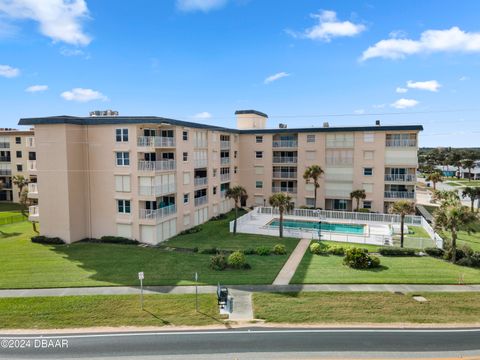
[0,202,23,212]
[253,292,480,324]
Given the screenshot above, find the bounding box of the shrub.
[443,247,466,262]
[178,226,202,236]
[228,251,248,269]
[31,236,65,245]
[343,247,380,269]
[256,246,271,256]
[378,247,416,256]
[326,245,345,256]
[210,253,227,271]
[357,208,371,213]
[424,247,444,258]
[192,247,199,253]
[310,242,328,255]
[201,247,218,255]
[210,214,227,221]
[244,248,256,255]
[98,236,139,245]
[273,244,287,255]
[456,257,473,267]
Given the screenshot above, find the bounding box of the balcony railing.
[384,174,416,182]
[272,140,298,148]
[0,142,10,149]
[220,141,230,149]
[138,160,176,172]
[384,191,415,199]
[272,187,298,194]
[27,160,37,171]
[325,158,353,166]
[272,156,298,164]
[386,139,417,147]
[220,173,231,182]
[138,183,176,196]
[26,137,35,148]
[272,171,297,179]
[0,169,12,175]
[221,190,228,198]
[326,140,354,148]
[137,136,176,148]
[220,157,230,165]
[139,205,176,221]
[194,177,208,187]
[194,159,208,168]
[0,156,11,162]
[29,205,39,219]
[194,195,208,207]
[194,141,208,148]
[28,183,38,194]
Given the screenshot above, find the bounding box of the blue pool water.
[268,219,365,235]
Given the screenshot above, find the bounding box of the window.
[16,164,22,172]
[234,151,237,159]
[307,134,315,143]
[254,166,264,175]
[234,166,238,174]
[16,151,22,158]
[117,200,131,214]
[255,151,263,159]
[255,136,263,143]
[306,198,316,207]
[363,132,374,143]
[183,193,189,204]
[363,167,373,176]
[213,169,217,177]
[363,183,373,193]
[28,152,36,160]
[115,128,128,142]
[255,181,263,189]
[363,151,374,160]
[183,131,188,141]
[363,201,372,209]
[115,175,131,192]
[15,137,21,144]
[115,152,130,166]
[213,186,217,195]
[183,152,188,161]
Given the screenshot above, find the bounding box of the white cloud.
[406,80,441,92]
[396,87,408,93]
[0,0,91,45]
[60,88,107,102]
[25,84,47,92]
[264,72,290,84]
[459,75,469,81]
[361,26,480,61]
[372,104,386,109]
[0,64,19,77]
[353,109,365,114]
[176,0,227,12]
[292,10,366,42]
[192,111,212,119]
[391,98,419,109]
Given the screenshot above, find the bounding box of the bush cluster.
[31,236,65,245]
[79,236,139,245]
[273,244,287,255]
[210,214,228,221]
[210,253,227,271]
[309,242,327,255]
[378,247,416,256]
[201,247,220,254]
[442,242,480,268]
[343,247,381,269]
[424,247,445,258]
[210,251,251,271]
[310,242,345,256]
[256,246,271,256]
[326,245,345,256]
[178,226,202,236]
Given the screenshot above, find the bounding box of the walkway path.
[273,238,311,285]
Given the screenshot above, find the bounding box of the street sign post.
[194,272,198,312]
[138,271,144,310]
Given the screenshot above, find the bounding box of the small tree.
[425,172,443,190]
[226,186,248,235]
[303,165,324,208]
[462,187,480,212]
[350,189,366,211]
[12,175,29,199]
[269,193,294,238]
[388,200,415,248]
[461,159,476,181]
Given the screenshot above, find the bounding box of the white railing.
[220,157,230,165]
[421,216,444,249]
[138,183,176,196]
[26,137,35,148]
[0,142,10,149]
[138,160,176,172]
[194,159,208,168]
[220,173,231,182]
[384,191,415,199]
[29,205,39,217]
[384,174,416,182]
[194,177,208,187]
[272,140,298,148]
[326,157,353,166]
[28,183,38,194]
[324,173,353,182]
[326,140,354,148]
[272,171,297,179]
[139,205,176,221]
[195,141,208,148]
[386,139,417,147]
[137,136,175,148]
[194,196,208,207]
[0,156,11,162]
[220,141,230,149]
[27,160,37,171]
[221,190,227,198]
[272,156,298,164]
[272,187,297,194]
[0,169,11,175]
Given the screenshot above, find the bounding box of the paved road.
[1,327,479,359]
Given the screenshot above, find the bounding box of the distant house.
[434,165,457,178]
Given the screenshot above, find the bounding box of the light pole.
[318,220,322,241]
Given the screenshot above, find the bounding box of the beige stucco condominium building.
[18,110,422,244]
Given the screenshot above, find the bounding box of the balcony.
[386,139,417,147]
[272,156,298,164]
[220,189,228,198]
[326,140,354,148]
[194,177,208,187]
[0,142,9,149]
[220,157,230,165]
[194,159,208,168]
[384,174,416,182]
[27,183,38,198]
[27,160,37,172]
[26,137,35,148]
[220,173,231,182]
[272,171,297,179]
[194,195,208,207]
[272,186,297,194]
[272,140,298,148]
[384,191,415,199]
[0,156,11,162]
[138,160,176,172]
[220,140,230,149]
[139,204,177,221]
[0,169,11,175]
[138,183,176,197]
[29,205,39,221]
[137,136,175,148]
[194,141,208,148]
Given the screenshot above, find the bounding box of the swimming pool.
[268,219,365,235]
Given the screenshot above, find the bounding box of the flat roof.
[18,115,423,133]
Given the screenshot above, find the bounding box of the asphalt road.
[1,327,480,359]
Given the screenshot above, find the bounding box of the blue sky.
[1,0,480,147]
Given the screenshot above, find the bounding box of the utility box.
[217,285,228,306]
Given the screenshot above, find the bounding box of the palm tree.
[388,200,415,248]
[462,187,480,212]
[12,175,29,199]
[303,165,324,208]
[269,192,294,238]
[461,159,476,181]
[434,203,477,263]
[226,186,248,235]
[447,151,463,179]
[350,189,366,211]
[425,172,443,190]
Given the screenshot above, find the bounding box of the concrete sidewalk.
[1,284,480,298]
[273,238,310,285]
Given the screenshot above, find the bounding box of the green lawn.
[292,251,480,284]
[0,202,23,212]
[0,294,223,329]
[254,292,480,324]
[392,226,435,249]
[0,215,298,289]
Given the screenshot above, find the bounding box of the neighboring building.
[0,129,37,203]
[19,110,422,244]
